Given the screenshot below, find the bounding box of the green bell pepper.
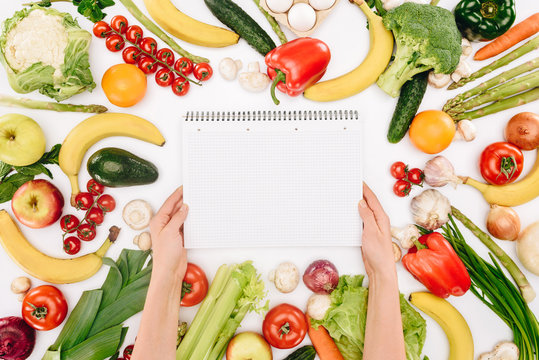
[454,0,516,41]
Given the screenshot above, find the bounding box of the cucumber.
[204,0,276,56]
[87,147,158,187]
[387,71,429,144]
[283,345,316,360]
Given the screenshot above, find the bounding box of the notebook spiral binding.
[185,110,359,121]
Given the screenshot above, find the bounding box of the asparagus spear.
[0,95,107,113]
[447,70,539,115]
[451,87,539,121]
[252,0,287,45]
[443,57,539,111]
[117,0,209,64]
[448,35,539,90]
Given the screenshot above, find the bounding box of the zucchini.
[387,71,428,144]
[87,147,158,187]
[283,345,316,360]
[204,0,276,56]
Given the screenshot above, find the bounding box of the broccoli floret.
[377,3,462,97]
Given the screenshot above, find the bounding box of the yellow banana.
[0,210,118,284]
[304,0,394,102]
[410,292,474,360]
[462,148,539,207]
[143,0,239,48]
[59,113,165,205]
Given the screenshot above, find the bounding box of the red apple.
[226,332,272,360]
[11,179,64,229]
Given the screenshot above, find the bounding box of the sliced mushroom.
[478,341,519,360]
[428,72,451,88]
[123,200,153,230]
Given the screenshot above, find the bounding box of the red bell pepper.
[265,37,331,105]
[402,232,471,298]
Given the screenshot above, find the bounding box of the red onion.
[303,260,339,294]
[0,317,35,360]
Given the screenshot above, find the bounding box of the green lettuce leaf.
[401,294,427,360]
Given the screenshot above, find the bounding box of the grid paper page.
[182,117,362,248]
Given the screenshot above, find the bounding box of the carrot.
[475,13,539,61]
[307,316,344,360]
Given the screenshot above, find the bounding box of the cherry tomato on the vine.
[193,63,212,81]
[110,15,128,34]
[97,194,116,212]
[171,78,190,96]
[174,57,193,77]
[87,207,105,226]
[155,68,175,87]
[125,25,143,45]
[123,345,134,360]
[393,180,411,197]
[87,179,105,196]
[181,263,209,307]
[480,142,524,185]
[139,37,157,56]
[407,168,424,186]
[22,286,68,331]
[93,21,111,38]
[262,303,307,349]
[105,34,125,52]
[75,192,94,210]
[156,48,175,67]
[63,236,81,255]
[77,222,96,241]
[138,56,158,74]
[390,161,407,179]
[60,214,79,233]
[122,46,141,65]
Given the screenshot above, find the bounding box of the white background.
[0,0,538,359]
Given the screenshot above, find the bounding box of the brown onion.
[303,260,339,294]
[505,112,539,150]
[486,205,521,241]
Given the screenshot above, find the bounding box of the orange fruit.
[101,64,147,107]
[409,110,456,154]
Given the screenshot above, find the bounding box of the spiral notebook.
[182,110,363,249]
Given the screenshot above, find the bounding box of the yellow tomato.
[409,110,456,154]
[101,64,147,107]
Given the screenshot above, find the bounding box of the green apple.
[0,113,46,166]
[226,332,273,360]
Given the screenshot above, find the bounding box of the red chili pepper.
[265,38,331,105]
[402,232,471,298]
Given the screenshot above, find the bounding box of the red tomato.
[390,161,407,179]
[263,304,307,349]
[181,263,209,307]
[407,168,424,185]
[22,285,68,331]
[155,68,175,87]
[125,25,143,45]
[172,78,190,96]
[139,37,157,56]
[105,34,125,52]
[87,179,105,196]
[75,192,94,210]
[480,142,524,185]
[193,63,212,81]
[93,21,111,38]
[97,194,116,212]
[156,48,175,67]
[393,179,411,197]
[123,345,134,360]
[87,207,105,226]
[122,46,142,65]
[138,56,158,74]
[174,57,193,76]
[60,214,79,233]
[110,15,128,34]
[63,236,81,255]
[77,222,96,241]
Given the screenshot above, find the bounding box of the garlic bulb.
[411,189,451,230]
[487,205,520,241]
[423,156,462,188]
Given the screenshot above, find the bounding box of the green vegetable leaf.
[39,144,61,165]
[74,0,115,22]
[15,163,52,178]
[0,161,13,179]
[0,173,34,204]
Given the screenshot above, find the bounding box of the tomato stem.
[279,322,290,339]
[498,156,517,181]
[27,302,48,320]
[181,282,192,300]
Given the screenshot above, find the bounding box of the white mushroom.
[391,224,420,249]
[238,61,271,92]
[11,276,31,295]
[268,262,300,293]
[428,72,451,88]
[134,231,152,251]
[392,242,402,262]
[478,341,519,360]
[306,294,331,320]
[123,200,153,230]
[451,59,472,83]
[461,37,472,58]
[219,57,242,81]
[454,120,477,142]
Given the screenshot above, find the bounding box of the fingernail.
[359,199,367,208]
[180,204,188,212]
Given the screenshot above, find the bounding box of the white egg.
[266,0,293,13]
[287,3,317,32]
[309,0,336,10]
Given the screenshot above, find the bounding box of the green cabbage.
[311,275,427,360]
[0,6,95,101]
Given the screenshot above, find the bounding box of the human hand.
[358,183,395,279]
[149,187,189,281]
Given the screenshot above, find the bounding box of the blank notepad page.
[182,111,363,249]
